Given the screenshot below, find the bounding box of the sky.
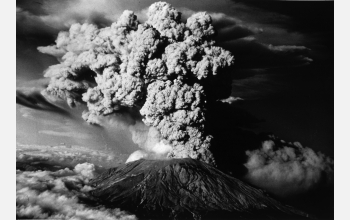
[16,0,334,157]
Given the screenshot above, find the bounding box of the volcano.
[89,158,313,219]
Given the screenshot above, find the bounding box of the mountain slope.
[89,158,313,220]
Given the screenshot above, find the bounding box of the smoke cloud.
[128,124,172,161]
[125,150,148,163]
[244,136,334,197]
[79,108,173,162]
[38,2,234,164]
[16,163,137,220]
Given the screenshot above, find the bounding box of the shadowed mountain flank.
[89,159,313,220]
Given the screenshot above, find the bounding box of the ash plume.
[38,2,234,164]
[95,111,173,161]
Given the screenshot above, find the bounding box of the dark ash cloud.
[16,90,70,116]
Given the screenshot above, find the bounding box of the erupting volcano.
[16,1,334,220]
[37,1,234,164]
[89,158,312,219]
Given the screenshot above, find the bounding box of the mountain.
[89,158,314,220]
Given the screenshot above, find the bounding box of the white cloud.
[244,139,333,197]
[16,143,128,169]
[74,162,96,181]
[220,96,243,104]
[16,164,137,220]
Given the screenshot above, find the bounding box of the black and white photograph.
[14,0,337,219]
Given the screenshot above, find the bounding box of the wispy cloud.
[16,90,70,116]
[220,38,312,68]
[38,130,91,139]
[16,0,142,34]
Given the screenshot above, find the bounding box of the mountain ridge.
[89,158,314,219]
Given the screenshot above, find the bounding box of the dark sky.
[227,1,334,156]
[16,0,334,155]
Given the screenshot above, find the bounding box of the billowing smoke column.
[38,2,234,164]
